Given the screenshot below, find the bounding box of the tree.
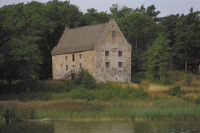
[83,8,111,26]
[117,10,163,71]
[160,14,180,47]
[110,4,133,18]
[145,34,173,80]
[174,11,200,71]
[0,36,42,86]
[146,5,160,23]
[160,14,180,68]
[0,3,42,88]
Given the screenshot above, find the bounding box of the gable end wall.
[95,20,131,82]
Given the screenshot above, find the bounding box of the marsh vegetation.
[1,70,200,122]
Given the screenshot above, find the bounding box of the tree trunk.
[185,51,187,72]
[135,37,137,57]
[43,35,51,53]
[8,77,11,87]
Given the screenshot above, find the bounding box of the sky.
[0,0,199,17]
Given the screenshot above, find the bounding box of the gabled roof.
[51,22,109,56]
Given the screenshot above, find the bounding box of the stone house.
[51,19,131,82]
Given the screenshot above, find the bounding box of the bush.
[81,73,96,90]
[153,94,159,100]
[74,68,90,85]
[159,75,172,85]
[185,73,192,86]
[131,72,145,84]
[194,95,200,104]
[168,85,181,96]
[69,87,96,101]
[73,68,96,90]
[129,88,150,100]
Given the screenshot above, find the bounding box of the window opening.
[66,65,68,70]
[72,54,75,61]
[118,51,122,56]
[80,63,82,69]
[118,62,123,68]
[65,56,67,60]
[105,51,109,56]
[105,62,110,68]
[80,54,81,59]
[112,31,115,37]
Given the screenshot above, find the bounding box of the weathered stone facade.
[52,50,96,79]
[95,20,131,82]
[52,19,131,82]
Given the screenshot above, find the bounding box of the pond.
[1,120,200,133]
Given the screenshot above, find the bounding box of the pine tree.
[174,11,200,71]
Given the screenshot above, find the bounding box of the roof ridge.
[69,22,108,31]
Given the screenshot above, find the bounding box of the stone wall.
[95,20,131,82]
[52,50,96,79]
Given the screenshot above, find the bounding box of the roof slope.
[51,23,108,55]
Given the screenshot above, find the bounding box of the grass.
[1,99,200,121]
[1,71,200,121]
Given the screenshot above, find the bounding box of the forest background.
[0,0,200,90]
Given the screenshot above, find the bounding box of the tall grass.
[1,99,200,121]
[0,82,150,102]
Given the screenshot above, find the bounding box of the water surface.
[1,121,200,133]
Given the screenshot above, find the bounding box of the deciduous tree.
[145,34,173,80]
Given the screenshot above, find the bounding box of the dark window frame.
[112,31,115,37]
[65,56,67,60]
[66,65,68,70]
[105,51,109,56]
[118,62,123,68]
[80,63,82,69]
[72,54,75,61]
[105,62,110,68]
[79,54,81,59]
[118,51,122,56]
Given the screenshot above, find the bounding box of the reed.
[1,99,200,121]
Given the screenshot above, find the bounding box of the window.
[65,56,67,60]
[105,51,109,56]
[79,54,81,59]
[66,65,68,70]
[80,63,82,69]
[72,54,75,61]
[118,51,122,56]
[112,31,115,37]
[118,62,123,68]
[105,62,110,68]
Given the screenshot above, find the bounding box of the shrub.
[153,94,159,100]
[185,73,192,86]
[193,88,199,94]
[74,68,90,85]
[129,88,150,100]
[159,75,172,85]
[69,87,96,101]
[168,85,181,96]
[119,89,129,99]
[73,68,97,90]
[194,95,200,104]
[131,72,146,84]
[81,73,96,90]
